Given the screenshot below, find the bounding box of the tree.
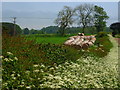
[2,22,22,36]
[94,5,109,33]
[75,4,94,33]
[110,22,120,37]
[23,28,29,35]
[55,6,74,36]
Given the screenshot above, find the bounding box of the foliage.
[94,5,109,33]
[75,4,94,33]
[90,33,113,57]
[2,33,81,66]
[110,22,120,37]
[38,44,82,64]
[2,22,22,36]
[55,6,74,36]
[2,52,119,89]
[2,34,47,68]
[23,28,29,35]
[29,29,39,34]
[95,31,108,38]
[115,34,120,38]
[40,26,59,34]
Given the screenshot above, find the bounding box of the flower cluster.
[2,52,18,62]
[39,56,119,88]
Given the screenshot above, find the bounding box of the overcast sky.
[2,2,118,30]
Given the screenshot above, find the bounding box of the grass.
[115,34,120,38]
[25,34,70,44]
[27,36,68,44]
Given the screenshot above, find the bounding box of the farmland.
[26,34,69,44]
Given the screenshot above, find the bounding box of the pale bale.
[82,43,89,49]
[91,38,96,43]
[87,42,93,46]
[64,39,74,45]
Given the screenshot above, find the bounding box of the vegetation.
[1,3,119,89]
[55,4,109,35]
[23,28,29,35]
[90,32,113,57]
[2,22,22,36]
[75,4,94,33]
[110,22,120,37]
[55,6,74,36]
[1,39,119,88]
[26,35,69,44]
[94,5,109,33]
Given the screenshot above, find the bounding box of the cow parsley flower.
[14,57,18,61]
[33,64,39,67]
[7,52,13,55]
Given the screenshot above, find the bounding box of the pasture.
[26,35,69,44]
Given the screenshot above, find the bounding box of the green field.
[25,34,70,44]
[27,36,68,44]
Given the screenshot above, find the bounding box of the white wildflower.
[4,58,9,61]
[0,56,4,59]
[17,74,20,77]
[12,77,16,80]
[19,85,24,87]
[33,64,39,67]
[21,81,25,84]
[7,52,13,55]
[54,76,61,80]
[14,57,18,61]
[82,49,85,52]
[9,58,13,61]
[49,67,54,70]
[26,86,31,89]
[40,69,44,72]
[41,64,45,68]
[25,71,30,74]
[11,74,15,77]
[33,69,39,73]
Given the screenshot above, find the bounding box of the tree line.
[55,4,109,36]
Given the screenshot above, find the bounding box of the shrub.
[38,44,81,65]
[89,33,113,57]
[95,32,108,38]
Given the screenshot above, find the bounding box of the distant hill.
[2,22,22,36]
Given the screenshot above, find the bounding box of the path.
[115,38,120,46]
[103,35,118,73]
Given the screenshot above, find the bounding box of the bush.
[38,43,81,65]
[95,32,108,38]
[90,33,113,57]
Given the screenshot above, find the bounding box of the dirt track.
[115,38,120,46]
